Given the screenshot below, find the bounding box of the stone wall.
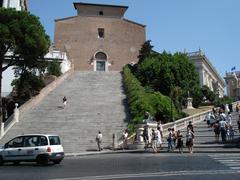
[54,16,146,71]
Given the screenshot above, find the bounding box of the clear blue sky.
[29,0,240,77]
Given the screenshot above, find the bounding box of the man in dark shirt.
[187,121,194,133]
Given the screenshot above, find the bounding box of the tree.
[201,85,215,102]
[0,8,50,126]
[47,60,62,77]
[11,71,45,105]
[137,40,154,64]
[135,51,202,108]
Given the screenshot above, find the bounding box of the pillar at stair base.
[129,123,158,150]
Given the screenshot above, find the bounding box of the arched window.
[95,52,107,60]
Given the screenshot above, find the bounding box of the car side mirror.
[4,144,8,149]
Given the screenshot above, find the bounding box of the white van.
[0,134,64,165]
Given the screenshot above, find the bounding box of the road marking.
[49,170,238,180]
[209,154,240,171]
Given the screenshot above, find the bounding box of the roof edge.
[73,2,128,9]
[55,16,78,22]
[123,18,146,28]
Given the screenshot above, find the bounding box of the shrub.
[123,65,182,132]
[47,60,62,77]
[11,71,45,105]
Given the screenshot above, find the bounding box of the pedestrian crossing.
[209,154,240,172]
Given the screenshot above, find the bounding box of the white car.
[0,134,64,165]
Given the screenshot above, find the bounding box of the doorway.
[94,51,108,71]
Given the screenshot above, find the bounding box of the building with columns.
[188,50,225,97]
[0,0,27,11]
[54,2,146,71]
[224,71,240,100]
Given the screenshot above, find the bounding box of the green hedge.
[123,65,182,132]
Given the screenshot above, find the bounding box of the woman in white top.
[156,127,162,151]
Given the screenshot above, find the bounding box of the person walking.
[186,127,194,153]
[210,113,215,127]
[187,121,194,133]
[96,131,103,151]
[167,128,173,152]
[206,113,211,127]
[236,103,239,112]
[172,128,176,147]
[151,129,157,153]
[63,96,67,108]
[229,125,237,142]
[143,125,149,150]
[213,121,220,142]
[176,130,184,153]
[219,118,227,143]
[157,121,163,140]
[226,112,232,125]
[156,127,162,151]
[122,129,128,149]
[237,115,240,133]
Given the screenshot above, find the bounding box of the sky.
[28,0,240,77]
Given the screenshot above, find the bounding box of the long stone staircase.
[0,71,129,153]
[163,111,240,153]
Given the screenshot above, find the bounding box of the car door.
[22,136,39,160]
[3,136,24,161]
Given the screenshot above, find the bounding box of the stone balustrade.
[129,101,240,149]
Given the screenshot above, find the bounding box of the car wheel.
[0,156,4,166]
[37,155,49,165]
[53,160,62,164]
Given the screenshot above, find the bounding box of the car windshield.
[6,137,24,148]
[49,136,61,145]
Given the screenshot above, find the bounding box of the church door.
[96,61,106,71]
[94,52,107,71]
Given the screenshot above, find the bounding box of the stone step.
[0,71,129,153]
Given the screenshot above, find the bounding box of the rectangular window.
[49,136,61,145]
[98,28,104,39]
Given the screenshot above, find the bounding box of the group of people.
[210,104,240,143]
[93,103,240,152]
[208,104,240,143]
[143,121,195,153]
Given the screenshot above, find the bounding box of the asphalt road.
[0,153,240,180]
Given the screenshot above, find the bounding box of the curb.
[64,148,240,157]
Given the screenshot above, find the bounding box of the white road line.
[218,160,240,162]
[49,170,239,180]
[224,162,240,165]
[209,154,240,171]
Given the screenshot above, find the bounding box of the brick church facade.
[54,2,146,71]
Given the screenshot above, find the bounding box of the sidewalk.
[65,146,240,157]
